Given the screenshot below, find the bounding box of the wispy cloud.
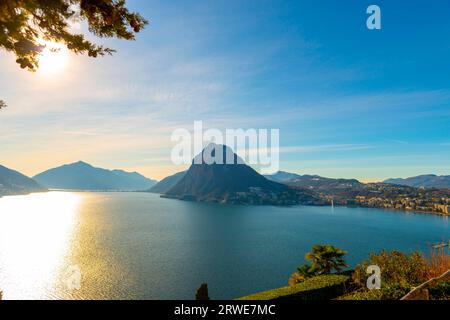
[385,139,409,145]
[279,144,374,153]
[61,131,101,136]
[1,1,450,180]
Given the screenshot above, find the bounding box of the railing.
[400,270,450,300]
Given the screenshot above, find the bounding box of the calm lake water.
[0,191,448,300]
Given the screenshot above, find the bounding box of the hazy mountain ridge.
[0,165,46,196]
[148,170,186,194]
[384,174,450,189]
[33,161,156,191]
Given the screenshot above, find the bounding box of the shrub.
[352,250,429,289]
[288,271,304,286]
[195,283,210,300]
[338,284,409,300]
[349,249,450,300]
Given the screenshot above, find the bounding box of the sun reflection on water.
[0,192,80,299]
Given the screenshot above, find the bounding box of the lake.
[0,191,448,300]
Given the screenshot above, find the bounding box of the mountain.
[111,169,157,189]
[285,175,363,193]
[0,165,46,196]
[148,171,186,194]
[163,144,320,205]
[264,171,302,183]
[33,161,156,191]
[384,174,450,189]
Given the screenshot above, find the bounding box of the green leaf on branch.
[0,0,148,71]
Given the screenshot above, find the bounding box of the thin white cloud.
[279,144,374,153]
[62,131,101,136]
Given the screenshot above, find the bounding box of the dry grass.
[426,248,450,278]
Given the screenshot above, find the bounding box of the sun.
[38,41,69,75]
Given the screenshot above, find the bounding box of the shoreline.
[1,190,449,218]
[331,203,449,217]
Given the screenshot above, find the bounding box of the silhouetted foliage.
[195,283,210,300]
[0,0,148,71]
[0,100,6,109]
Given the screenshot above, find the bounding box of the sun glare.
[38,41,69,75]
[0,192,80,299]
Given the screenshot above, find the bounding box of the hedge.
[238,274,350,300]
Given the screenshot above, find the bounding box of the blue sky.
[1,0,449,181]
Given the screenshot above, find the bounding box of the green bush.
[429,281,450,300]
[238,274,350,300]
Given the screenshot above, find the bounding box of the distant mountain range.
[384,174,450,189]
[148,170,186,194]
[264,171,302,182]
[3,154,449,208]
[33,161,157,191]
[161,144,320,205]
[259,171,450,214]
[263,170,364,193]
[285,175,363,192]
[0,165,46,196]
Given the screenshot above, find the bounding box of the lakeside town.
[318,183,450,215]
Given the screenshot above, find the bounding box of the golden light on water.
[0,192,80,299]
